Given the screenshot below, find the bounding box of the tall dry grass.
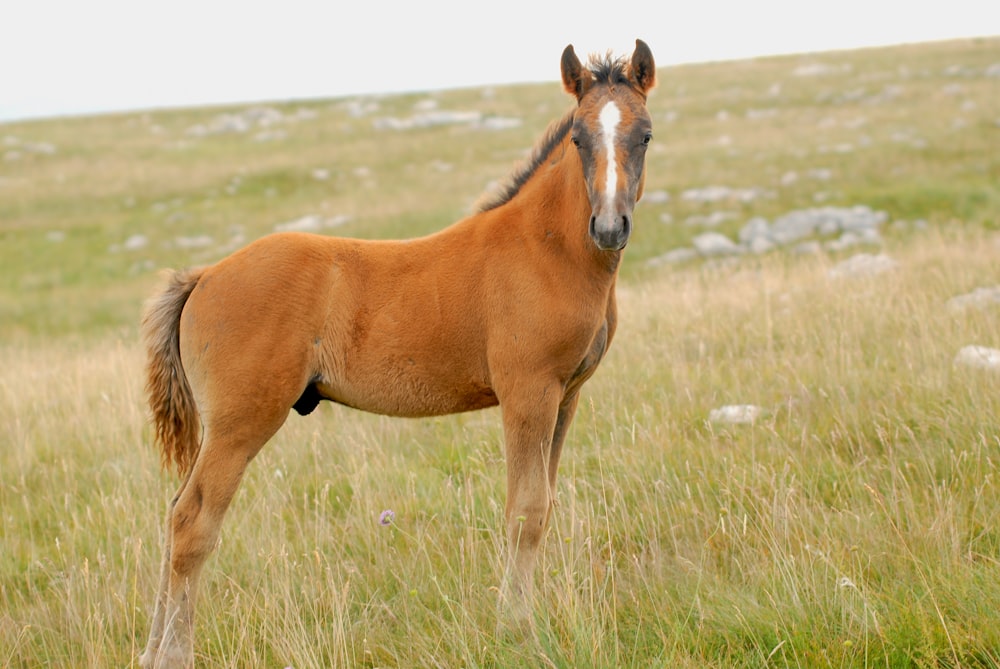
[3,228,1000,667]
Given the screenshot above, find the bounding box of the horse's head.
[562,39,656,252]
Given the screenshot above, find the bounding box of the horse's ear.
[561,44,592,100]
[629,39,657,95]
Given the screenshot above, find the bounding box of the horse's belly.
[317,364,497,418]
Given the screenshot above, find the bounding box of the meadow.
[2,37,1000,667]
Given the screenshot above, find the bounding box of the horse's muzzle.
[589,212,632,251]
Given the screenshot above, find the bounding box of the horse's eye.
[642,132,653,146]
[571,135,581,148]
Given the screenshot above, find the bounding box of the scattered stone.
[824,228,881,251]
[747,236,775,255]
[954,345,1000,371]
[680,185,770,204]
[478,116,522,131]
[947,286,1000,311]
[767,206,885,245]
[275,215,323,232]
[274,214,351,233]
[46,231,65,243]
[745,108,778,120]
[828,252,897,278]
[173,235,214,249]
[685,211,736,228]
[109,234,150,253]
[341,99,380,118]
[709,405,764,424]
[643,189,670,204]
[645,204,898,268]
[252,130,287,142]
[792,240,823,255]
[1,136,57,160]
[692,232,744,257]
[738,217,770,245]
[186,106,317,138]
[646,248,698,266]
[792,63,850,77]
[373,110,483,131]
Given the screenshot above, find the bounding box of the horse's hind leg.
[147,409,289,668]
[140,473,191,667]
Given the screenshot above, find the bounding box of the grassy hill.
[2,37,1000,667]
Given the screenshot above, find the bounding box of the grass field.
[2,38,1000,667]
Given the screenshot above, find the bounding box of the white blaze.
[598,100,621,215]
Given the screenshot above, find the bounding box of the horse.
[138,39,656,668]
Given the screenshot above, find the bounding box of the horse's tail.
[141,268,204,478]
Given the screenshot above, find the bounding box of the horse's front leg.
[499,382,563,622]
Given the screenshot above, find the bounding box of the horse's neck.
[514,138,620,276]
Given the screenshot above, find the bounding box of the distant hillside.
[0,37,997,339]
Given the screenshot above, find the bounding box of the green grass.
[2,38,1000,667]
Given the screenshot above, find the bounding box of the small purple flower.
[378,509,395,526]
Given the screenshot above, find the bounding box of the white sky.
[2,0,998,122]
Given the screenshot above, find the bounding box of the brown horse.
[139,39,655,668]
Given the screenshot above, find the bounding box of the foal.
[139,39,655,667]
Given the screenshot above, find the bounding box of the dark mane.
[474,109,574,213]
[475,52,632,214]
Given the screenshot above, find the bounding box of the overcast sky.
[2,0,998,122]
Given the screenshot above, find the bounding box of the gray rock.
[828,252,897,278]
[186,106,314,137]
[770,209,822,244]
[693,232,744,257]
[838,205,887,232]
[792,240,823,255]
[374,110,482,131]
[954,345,1000,371]
[125,234,149,250]
[768,205,884,245]
[477,116,522,131]
[824,228,881,252]
[274,214,351,232]
[947,286,1000,311]
[747,236,776,254]
[646,248,698,266]
[738,216,770,244]
[643,189,670,204]
[173,235,214,249]
[680,185,769,204]
[709,405,764,424]
[685,211,736,228]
